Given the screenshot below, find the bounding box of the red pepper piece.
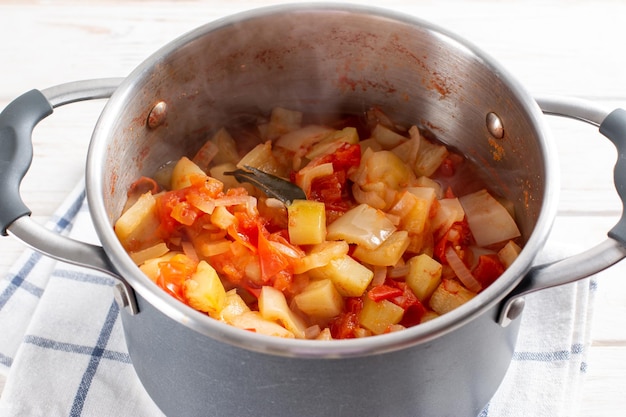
[367,285,404,302]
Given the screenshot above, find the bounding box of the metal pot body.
[122,293,520,417]
[86,4,555,417]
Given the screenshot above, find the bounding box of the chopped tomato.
[317,142,361,172]
[472,254,505,288]
[155,178,224,236]
[309,171,354,214]
[368,279,427,327]
[367,284,403,302]
[170,200,200,226]
[257,228,291,282]
[434,220,473,264]
[390,282,418,310]
[226,211,261,253]
[401,303,427,327]
[330,297,363,339]
[234,210,262,235]
[156,254,197,302]
[307,143,360,219]
[208,242,256,285]
[272,269,294,293]
[156,190,187,236]
[193,175,225,197]
[310,171,344,202]
[387,279,427,326]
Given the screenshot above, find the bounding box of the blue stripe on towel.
[50,189,86,233]
[23,335,131,364]
[53,269,117,287]
[0,351,13,368]
[0,189,85,311]
[69,300,122,417]
[512,343,584,362]
[0,252,45,309]
[479,343,587,417]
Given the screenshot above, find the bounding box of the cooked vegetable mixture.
[115,107,522,339]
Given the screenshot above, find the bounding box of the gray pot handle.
[498,97,626,326]
[0,79,138,314]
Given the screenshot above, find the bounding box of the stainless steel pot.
[2,4,626,417]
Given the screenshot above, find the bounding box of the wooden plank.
[581,346,626,416]
[1,1,625,415]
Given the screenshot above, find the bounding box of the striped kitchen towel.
[0,182,596,417]
[0,182,163,417]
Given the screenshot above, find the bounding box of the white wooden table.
[1,1,625,415]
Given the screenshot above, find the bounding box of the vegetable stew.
[114,107,522,339]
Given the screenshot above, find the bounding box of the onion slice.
[326,204,396,250]
[370,265,388,287]
[444,247,482,293]
[459,189,520,247]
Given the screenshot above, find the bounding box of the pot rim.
[86,2,559,358]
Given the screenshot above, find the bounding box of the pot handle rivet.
[147,101,167,129]
[505,298,525,322]
[113,282,131,309]
[486,112,505,139]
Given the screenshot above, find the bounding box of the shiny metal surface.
[498,96,626,326]
[486,111,505,139]
[8,216,138,314]
[42,78,123,108]
[5,78,139,314]
[500,238,626,326]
